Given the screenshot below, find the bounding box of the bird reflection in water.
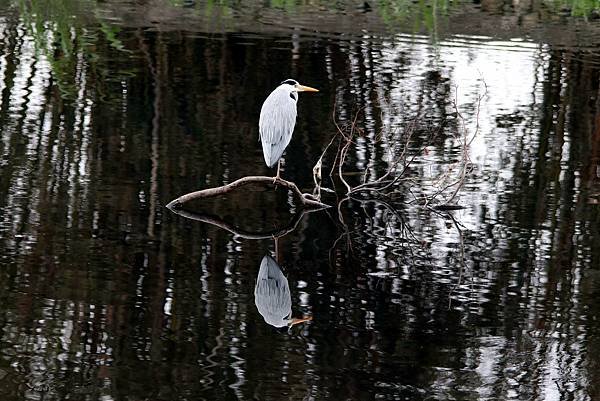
[254,254,312,330]
[165,205,315,330]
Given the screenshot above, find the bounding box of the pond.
[0,0,599,400]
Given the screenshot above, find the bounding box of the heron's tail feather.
[261,142,282,168]
[257,255,285,281]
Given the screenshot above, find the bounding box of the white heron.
[254,255,312,329]
[259,79,319,180]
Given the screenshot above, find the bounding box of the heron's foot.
[303,193,320,202]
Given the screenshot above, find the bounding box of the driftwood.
[166,175,330,210]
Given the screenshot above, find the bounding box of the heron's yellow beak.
[295,84,319,92]
[289,316,313,327]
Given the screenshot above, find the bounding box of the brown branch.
[166,175,330,210]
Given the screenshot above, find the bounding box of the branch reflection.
[168,207,317,239]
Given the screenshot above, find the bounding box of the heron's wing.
[259,87,297,167]
[254,255,292,327]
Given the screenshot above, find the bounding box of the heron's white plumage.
[259,83,298,167]
[254,255,292,328]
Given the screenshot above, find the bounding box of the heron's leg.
[274,236,280,263]
[274,159,282,183]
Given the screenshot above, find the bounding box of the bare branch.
[167,175,330,210]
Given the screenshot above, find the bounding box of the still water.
[0,1,599,400]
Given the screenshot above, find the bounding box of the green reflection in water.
[545,0,599,16]
[377,0,450,30]
[15,0,134,100]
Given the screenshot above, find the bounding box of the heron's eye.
[281,79,297,86]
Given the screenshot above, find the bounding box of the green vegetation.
[377,0,451,32]
[3,0,597,103]
[543,0,600,17]
[377,0,450,42]
[13,0,133,100]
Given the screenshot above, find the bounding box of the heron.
[254,255,312,329]
[259,79,319,180]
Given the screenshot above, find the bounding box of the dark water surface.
[1,1,600,400]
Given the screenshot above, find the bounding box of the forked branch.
[166,175,330,210]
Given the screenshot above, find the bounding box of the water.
[0,0,599,400]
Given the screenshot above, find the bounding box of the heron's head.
[280,79,319,94]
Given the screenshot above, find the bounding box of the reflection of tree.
[484,47,600,400]
[17,0,133,100]
[0,17,333,399]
